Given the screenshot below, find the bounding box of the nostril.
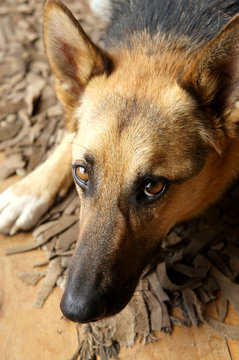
[60,290,106,323]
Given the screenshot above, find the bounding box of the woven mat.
[1,1,239,359]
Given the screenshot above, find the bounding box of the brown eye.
[75,165,89,184]
[144,181,165,197]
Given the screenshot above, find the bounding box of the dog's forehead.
[74,94,161,165]
[73,86,206,180]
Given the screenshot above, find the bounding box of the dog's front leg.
[0,133,74,235]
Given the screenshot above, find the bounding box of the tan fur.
[9,0,239,322]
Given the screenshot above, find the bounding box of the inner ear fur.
[180,14,239,142]
[43,0,113,129]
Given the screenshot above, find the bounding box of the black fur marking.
[116,96,161,134]
[105,0,239,48]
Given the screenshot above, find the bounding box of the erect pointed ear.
[179,15,239,140]
[43,0,113,125]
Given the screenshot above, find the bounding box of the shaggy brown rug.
[1,1,239,359]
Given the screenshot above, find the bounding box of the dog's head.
[44,0,239,322]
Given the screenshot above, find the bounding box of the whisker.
[72,142,92,153]
[61,140,88,150]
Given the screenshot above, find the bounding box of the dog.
[1,0,239,324]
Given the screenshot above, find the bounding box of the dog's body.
[1,0,239,323]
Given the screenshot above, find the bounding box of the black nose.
[60,289,106,323]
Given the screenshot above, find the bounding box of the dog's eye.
[144,180,166,197]
[74,165,89,185]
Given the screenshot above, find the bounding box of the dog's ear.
[43,0,112,128]
[180,15,239,145]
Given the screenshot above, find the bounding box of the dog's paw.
[0,134,74,235]
[0,182,49,235]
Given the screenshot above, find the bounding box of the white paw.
[0,188,48,235]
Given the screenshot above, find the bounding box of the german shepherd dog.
[1,0,239,323]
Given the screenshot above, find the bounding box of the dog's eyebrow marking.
[71,140,95,166]
[84,153,95,166]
